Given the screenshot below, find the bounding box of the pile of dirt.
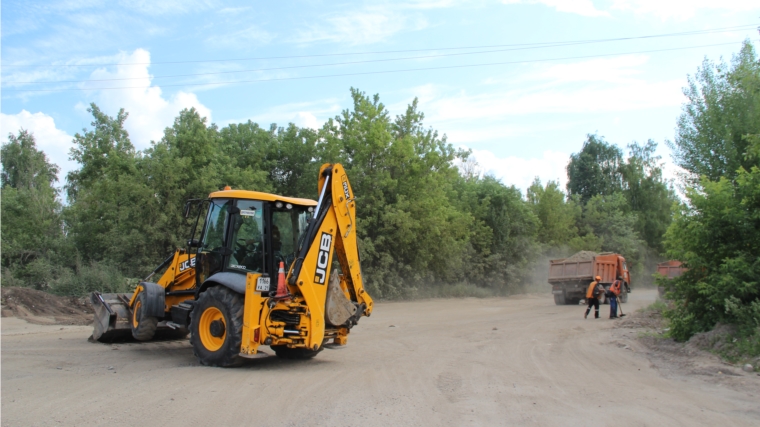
[615,307,759,392]
[686,323,738,353]
[1,287,94,325]
[617,304,665,330]
[564,251,598,262]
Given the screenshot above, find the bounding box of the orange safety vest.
[586,281,599,299]
[610,280,622,296]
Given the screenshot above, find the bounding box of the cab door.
[194,198,233,286]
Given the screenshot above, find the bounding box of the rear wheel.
[131,291,158,341]
[553,293,566,305]
[272,345,322,360]
[190,286,244,367]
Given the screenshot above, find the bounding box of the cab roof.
[208,188,317,207]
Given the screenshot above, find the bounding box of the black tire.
[131,291,158,341]
[190,286,244,367]
[553,293,566,305]
[272,345,322,360]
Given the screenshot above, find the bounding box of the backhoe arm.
[286,163,373,347]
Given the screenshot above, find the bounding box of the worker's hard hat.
[595,276,601,281]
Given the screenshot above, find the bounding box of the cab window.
[272,206,311,268]
[228,200,265,273]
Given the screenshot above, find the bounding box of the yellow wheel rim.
[132,300,142,328]
[199,307,226,351]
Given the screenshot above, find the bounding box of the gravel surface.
[2,289,759,426]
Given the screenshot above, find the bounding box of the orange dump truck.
[548,251,632,305]
[656,260,686,296]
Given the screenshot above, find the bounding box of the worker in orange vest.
[608,280,622,319]
[584,276,604,319]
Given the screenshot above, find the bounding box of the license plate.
[256,277,270,292]
[552,290,564,294]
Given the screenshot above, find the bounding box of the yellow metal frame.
[238,163,374,355]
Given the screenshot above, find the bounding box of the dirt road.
[2,290,758,426]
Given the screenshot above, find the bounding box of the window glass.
[272,206,310,268]
[228,200,264,272]
[200,199,231,253]
[196,199,232,282]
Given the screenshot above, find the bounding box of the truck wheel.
[272,345,322,360]
[553,293,566,305]
[131,291,158,341]
[190,286,244,367]
[620,292,628,303]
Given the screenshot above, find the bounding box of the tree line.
[0,89,672,299]
[3,42,756,354]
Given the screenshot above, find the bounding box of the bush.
[50,260,135,297]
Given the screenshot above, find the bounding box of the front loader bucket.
[90,292,134,342]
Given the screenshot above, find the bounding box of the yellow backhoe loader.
[90,163,373,366]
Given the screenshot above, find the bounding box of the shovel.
[617,299,626,317]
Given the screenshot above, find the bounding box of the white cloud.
[610,0,760,19]
[465,147,570,192]
[234,99,341,129]
[291,112,320,130]
[0,110,77,184]
[502,0,609,17]
[427,79,682,123]
[293,10,427,45]
[419,56,683,133]
[82,49,212,148]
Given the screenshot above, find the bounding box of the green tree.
[669,40,760,185]
[64,104,155,276]
[664,167,760,341]
[566,134,624,204]
[526,178,580,248]
[318,90,474,297]
[1,130,63,289]
[582,193,643,260]
[459,176,539,290]
[662,41,760,347]
[620,140,676,251]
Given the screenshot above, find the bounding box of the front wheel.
[190,286,244,367]
[131,291,158,341]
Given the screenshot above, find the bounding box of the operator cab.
[186,188,317,288]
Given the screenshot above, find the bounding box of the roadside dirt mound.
[615,308,760,394]
[686,323,738,352]
[564,250,598,262]
[1,287,93,325]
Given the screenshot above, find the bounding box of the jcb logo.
[341,175,351,201]
[314,232,332,284]
[179,257,196,272]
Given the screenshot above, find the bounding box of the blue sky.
[2,1,759,193]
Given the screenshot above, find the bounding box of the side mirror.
[183,201,192,218]
[187,239,200,248]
